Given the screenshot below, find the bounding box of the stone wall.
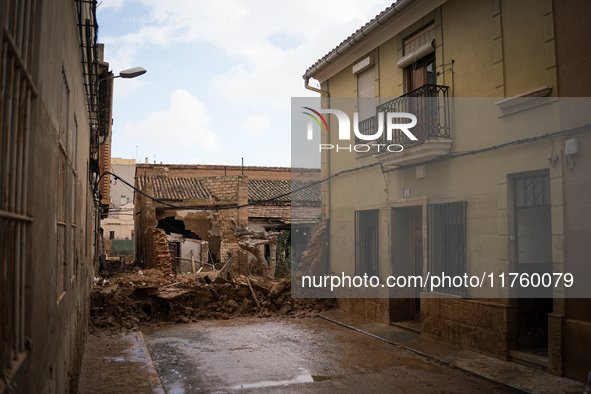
[421,298,515,360]
[337,298,390,325]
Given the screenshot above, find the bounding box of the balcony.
[357,84,452,166]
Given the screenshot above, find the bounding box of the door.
[409,208,423,321]
[514,173,553,351]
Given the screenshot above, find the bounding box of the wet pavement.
[142,317,518,393]
[78,330,164,393]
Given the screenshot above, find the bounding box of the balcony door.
[407,53,436,92]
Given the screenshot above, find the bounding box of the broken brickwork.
[134,164,321,278]
[153,229,173,276]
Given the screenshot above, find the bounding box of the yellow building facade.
[303,0,590,379]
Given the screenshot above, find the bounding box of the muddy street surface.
[142,317,518,393]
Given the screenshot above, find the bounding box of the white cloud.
[242,114,271,138]
[100,0,390,106]
[122,89,221,151]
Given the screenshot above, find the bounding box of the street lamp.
[115,66,147,79]
[97,66,147,144]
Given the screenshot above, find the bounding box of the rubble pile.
[90,269,337,330]
[297,221,326,276]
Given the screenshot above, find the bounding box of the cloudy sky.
[97,0,389,167]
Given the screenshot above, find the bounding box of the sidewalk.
[78,330,164,394]
[321,310,583,394]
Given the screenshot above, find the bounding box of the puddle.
[100,356,126,362]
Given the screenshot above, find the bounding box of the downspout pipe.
[302,0,416,83]
[304,77,330,96]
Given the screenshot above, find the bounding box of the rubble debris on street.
[90,268,337,330]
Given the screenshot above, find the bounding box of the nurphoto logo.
[302,107,418,153]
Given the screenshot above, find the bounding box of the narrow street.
[81,317,520,393]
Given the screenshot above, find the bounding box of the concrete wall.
[1,0,97,392]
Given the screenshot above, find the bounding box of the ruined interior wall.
[135,183,157,268]
[200,176,249,274]
[160,209,219,261]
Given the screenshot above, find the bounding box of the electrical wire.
[96,161,381,211]
[382,123,591,173]
[95,122,590,210]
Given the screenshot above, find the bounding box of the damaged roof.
[248,179,320,205]
[137,175,321,206]
[137,175,213,201]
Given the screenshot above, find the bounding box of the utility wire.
[96,123,590,210]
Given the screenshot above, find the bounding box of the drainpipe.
[304,77,329,96]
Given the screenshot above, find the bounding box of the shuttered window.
[357,67,375,121]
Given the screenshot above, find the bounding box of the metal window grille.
[514,174,551,208]
[355,209,379,276]
[427,202,467,295]
[1,0,37,376]
[514,173,552,265]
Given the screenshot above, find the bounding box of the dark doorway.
[409,208,423,321]
[513,173,553,353]
[389,207,422,333]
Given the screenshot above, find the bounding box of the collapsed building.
[133,164,321,278]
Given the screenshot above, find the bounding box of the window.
[355,209,379,276]
[1,0,37,375]
[403,25,436,92]
[427,202,467,295]
[514,173,551,265]
[357,66,375,121]
[109,231,115,240]
[356,66,376,141]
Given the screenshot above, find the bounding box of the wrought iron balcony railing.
[356,84,450,146]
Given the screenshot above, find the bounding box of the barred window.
[355,209,379,276]
[1,0,37,377]
[427,202,467,295]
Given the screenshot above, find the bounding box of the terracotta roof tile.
[248,179,320,205]
[137,175,213,201]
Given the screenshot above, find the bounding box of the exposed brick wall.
[99,140,111,214]
[153,229,173,276]
[135,175,252,275]
[136,163,320,182]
